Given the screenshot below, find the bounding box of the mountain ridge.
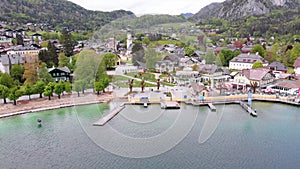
[192,0,299,21]
[0,0,135,31]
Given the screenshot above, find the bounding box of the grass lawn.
[112,75,156,88]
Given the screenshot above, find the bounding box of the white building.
[229,53,268,70]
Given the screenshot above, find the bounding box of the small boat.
[143,102,148,108]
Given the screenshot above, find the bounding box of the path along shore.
[0,92,113,119]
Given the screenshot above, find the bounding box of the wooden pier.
[239,101,257,117]
[208,103,216,111]
[93,104,125,126]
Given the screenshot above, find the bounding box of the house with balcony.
[48,66,71,82]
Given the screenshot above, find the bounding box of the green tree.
[34,81,46,98]
[73,81,82,97]
[252,61,264,69]
[287,43,300,66]
[38,62,54,83]
[0,73,16,88]
[102,53,117,70]
[58,52,70,68]
[44,84,52,100]
[94,81,103,95]
[184,46,195,56]
[61,29,77,57]
[10,64,25,84]
[251,44,267,58]
[8,87,22,105]
[203,50,217,64]
[23,84,33,100]
[0,84,9,104]
[38,42,59,67]
[74,49,104,90]
[145,48,164,69]
[54,81,64,99]
[64,82,72,94]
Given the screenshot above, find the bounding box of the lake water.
[0,102,299,169]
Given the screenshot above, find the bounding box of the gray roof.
[197,64,223,74]
[269,62,288,71]
[0,54,24,65]
[230,53,268,64]
[11,46,39,51]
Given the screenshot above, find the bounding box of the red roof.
[241,68,270,81]
[294,57,300,68]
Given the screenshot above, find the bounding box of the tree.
[54,81,64,99]
[73,81,82,97]
[140,78,145,93]
[203,50,217,64]
[132,43,145,66]
[128,79,134,93]
[16,34,24,46]
[250,81,259,94]
[252,61,264,69]
[23,84,33,100]
[10,64,25,84]
[251,44,267,58]
[0,73,15,88]
[38,42,59,67]
[74,49,103,90]
[34,81,46,98]
[61,29,77,57]
[184,46,195,56]
[58,52,70,68]
[0,84,9,104]
[38,62,54,83]
[145,48,164,69]
[8,87,22,105]
[102,53,117,70]
[94,81,103,95]
[64,82,72,94]
[23,55,39,85]
[44,84,52,100]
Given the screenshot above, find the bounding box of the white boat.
[143,102,148,108]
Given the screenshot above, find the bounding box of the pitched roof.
[294,57,300,68]
[241,68,270,81]
[48,66,70,73]
[269,61,288,71]
[198,64,223,74]
[230,53,268,64]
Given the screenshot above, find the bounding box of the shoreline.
[0,92,299,119]
[0,92,114,119]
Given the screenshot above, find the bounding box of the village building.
[232,68,275,90]
[0,54,24,74]
[294,57,300,75]
[229,53,268,70]
[48,66,72,82]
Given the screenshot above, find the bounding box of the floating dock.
[161,101,180,109]
[239,101,257,117]
[93,104,125,126]
[208,103,216,111]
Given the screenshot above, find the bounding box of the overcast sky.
[68,0,225,15]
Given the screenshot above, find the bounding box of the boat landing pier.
[239,101,257,117]
[93,104,125,126]
[208,103,216,111]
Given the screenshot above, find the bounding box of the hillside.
[192,0,299,21]
[0,0,134,30]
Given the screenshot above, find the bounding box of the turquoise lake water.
[0,102,299,169]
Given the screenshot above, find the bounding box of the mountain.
[180,13,194,19]
[192,0,299,21]
[0,0,134,30]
